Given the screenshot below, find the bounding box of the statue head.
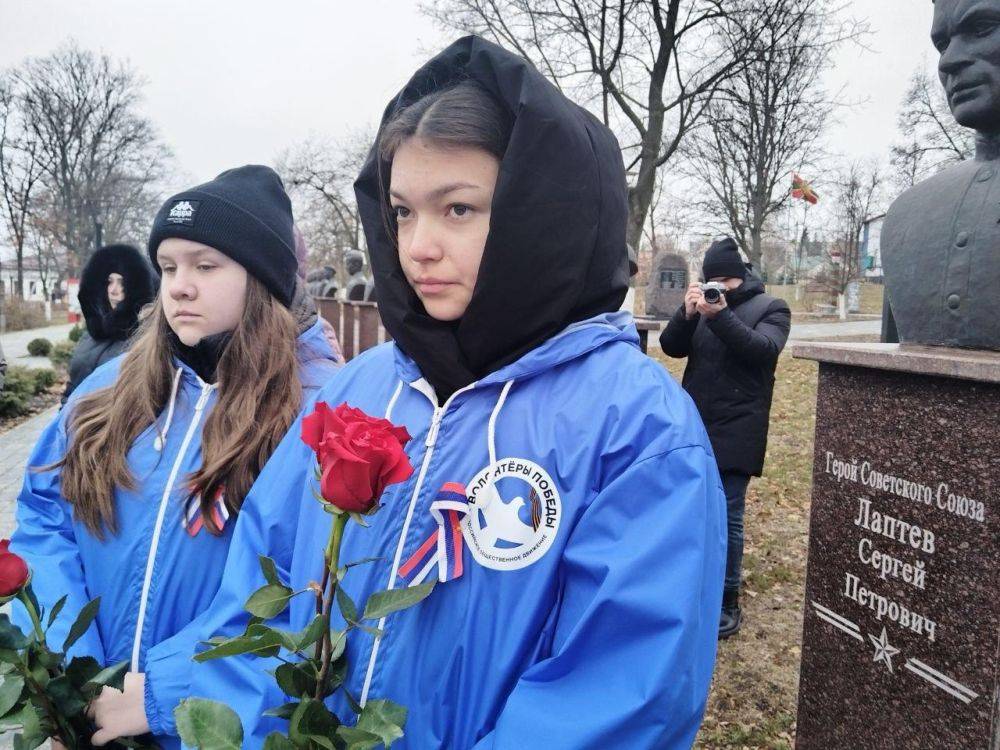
[345,249,365,276]
[932,0,1000,135]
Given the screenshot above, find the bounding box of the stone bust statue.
[881,0,1000,350]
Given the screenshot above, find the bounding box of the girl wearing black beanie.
[10,165,339,749]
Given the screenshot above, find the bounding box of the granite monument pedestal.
[792,342,999,749]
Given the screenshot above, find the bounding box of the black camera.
[700,282,727,304]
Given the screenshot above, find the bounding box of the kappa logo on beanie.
[167,200,199,226]
[149,165,297,306]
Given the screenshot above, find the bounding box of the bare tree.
[683,0,859,273]
[890,66,975,191]
[422,0,797,250]
[0,76,50,299]
[277,134,372,282]
[816,161,881,319]
[12,43,170,273]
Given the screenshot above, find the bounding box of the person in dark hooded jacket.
[184,36,726,749]
[63,243,158,404]
[660,237,791,639]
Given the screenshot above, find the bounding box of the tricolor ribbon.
[182,486,230,537]
[399,483,469,586]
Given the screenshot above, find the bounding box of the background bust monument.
[881,0,1000,350]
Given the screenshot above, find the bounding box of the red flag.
[791,173,819,205]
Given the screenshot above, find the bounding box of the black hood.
[79,244,158,341]
[355,36,629,400]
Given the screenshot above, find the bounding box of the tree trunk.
[837,293,847,320]
[750,229,763,274]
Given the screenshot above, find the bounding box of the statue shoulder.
[885,160,980,235]
[889,161,979,213]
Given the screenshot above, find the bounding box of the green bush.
[27,338,53,357]
[50,340,76,370]
[0,367,35,418]
[31,368,57,394]
[0,366,59,419]
[68,325,84,343]
[0,389,29,419]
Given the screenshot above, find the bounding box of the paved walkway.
[788,318,881,340]
[0,405,57,538]
[2,322,75,369]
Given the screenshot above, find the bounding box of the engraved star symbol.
[869,626,900,673]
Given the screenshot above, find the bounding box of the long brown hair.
[58,276,301,538]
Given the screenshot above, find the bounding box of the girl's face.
[107,273,124,309]
[390,137,500,322]
[156,238,248,346]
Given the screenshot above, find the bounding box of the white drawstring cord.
[385,380,404,421]
[154,367,183,452]
[487,379,515,470]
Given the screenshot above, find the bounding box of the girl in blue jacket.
[10,165,338,748]
[191,38,726,748]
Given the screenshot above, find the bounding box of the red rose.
[301,402,414,514]
[0,539,30,597]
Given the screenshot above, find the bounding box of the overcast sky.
[0,0,939,188]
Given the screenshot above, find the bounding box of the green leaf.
[35,649,63,669]
[322,652,348,696]
[0,674,24,717]
[0,704,29,730]
[343,687,363,715]
[193,631,284,662]
[174,698,244,750]
[258,555,282,587]
[45,595,68,628]
[335,726,382,750]
[336,587,358,623]
[329,629,347,662]
[262,733,297,750]
[274,663,316,699]
[294,615,326,652]
[348,512,371,527]
[0,615,28,650]
[245,584,294,619]
[262,701,298,719]
[289,699,339,749]
[362,582,436,621]
[62,596,101,652]
[82,659,129,697]
[12,704,45,750]
[64,655,102,689]
[356,699,408,748]
[47,674,88,717]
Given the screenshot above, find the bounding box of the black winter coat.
[659,277,791,476]
[63,244,157,404]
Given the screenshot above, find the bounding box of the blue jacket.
[10,320,338,748]
[189,312,726,749]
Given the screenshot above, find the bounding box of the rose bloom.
[0,539,30,597]
[301,402,414,513]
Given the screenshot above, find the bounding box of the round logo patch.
[463,458,562,571]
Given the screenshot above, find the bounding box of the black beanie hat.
[702,237,747,281]
[147,165,297,306]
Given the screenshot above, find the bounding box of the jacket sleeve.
[9,411,106,663]
[142,423,315,739]
[658,304,698,358]
[706,300,791,368]
[472,443,727,750]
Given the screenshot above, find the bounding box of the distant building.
[0,257,56,302]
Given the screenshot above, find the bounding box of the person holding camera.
[660,237,791,638]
